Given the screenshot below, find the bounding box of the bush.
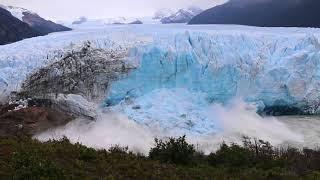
[208,143,253,167]
[2,136,320,179]
[10,143,63,179]
[79,147,97,161]
[149,135,197,165]
[108,145,129,154]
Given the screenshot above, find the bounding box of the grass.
[0,136,320,179]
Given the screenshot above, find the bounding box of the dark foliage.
[208,143,253,167]
[1,136,320,179]
[207,136,320,176]
[149,135,197,165]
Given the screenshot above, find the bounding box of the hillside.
[189,0,320,27]
[21,11,71,35]
[2,5,71,35]
[0,7,39,45]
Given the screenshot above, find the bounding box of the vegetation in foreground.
[1,136,320,179]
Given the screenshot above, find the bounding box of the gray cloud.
[0,0,226,21]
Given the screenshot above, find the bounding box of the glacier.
[106,25,320,116]
[1,24,320,136]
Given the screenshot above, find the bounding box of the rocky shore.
[0,100,73,137]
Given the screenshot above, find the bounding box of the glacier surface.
[1,24,320,135]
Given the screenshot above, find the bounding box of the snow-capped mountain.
[69,7,203,27]
[100,17,157,25]
[1,4,71,35]
[153,9,174,20]
[160,7,203,24]
[105,17,128,24]
[0,4,33,21]
[68,17,160,29]
[72,16,141,25]
[0,6,39,45]
[129,20,143,24]
[71,17,120,26]
[72,16,88,25]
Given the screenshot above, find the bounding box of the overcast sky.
[0,0,226,21]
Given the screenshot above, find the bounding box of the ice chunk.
[111,88,217,135]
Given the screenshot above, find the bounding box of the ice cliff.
[106,26,320,116]
[20,42,133,102]
[1,25,320,135]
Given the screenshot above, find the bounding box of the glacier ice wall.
[1,24,319,140]
[107,29,320,115]
[0,27,151,101]
[1,24,320,115]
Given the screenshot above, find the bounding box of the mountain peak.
[0,4,37,21]
[0,6,39,45]
[153,9,174,20]
[160,7,203,24]
[0,4,71,44]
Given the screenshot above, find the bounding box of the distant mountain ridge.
[189,0,320,27]
[0,6,39,45]
[0,4,71,45]
[72,17,88,25]
[158,7,203,24]
[2,5,71,35]
[69,14,171,27]
[153,9,174,20]
[69,7,204,27]
[21,11,71,35]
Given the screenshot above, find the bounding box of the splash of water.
[35,92,304,154]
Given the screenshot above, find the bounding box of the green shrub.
[10,145,63,179]
[108,145,129,154]
[149,135,196,165]
[208,143,253,167]
[1,136,320,179]
[79,147,97,161]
